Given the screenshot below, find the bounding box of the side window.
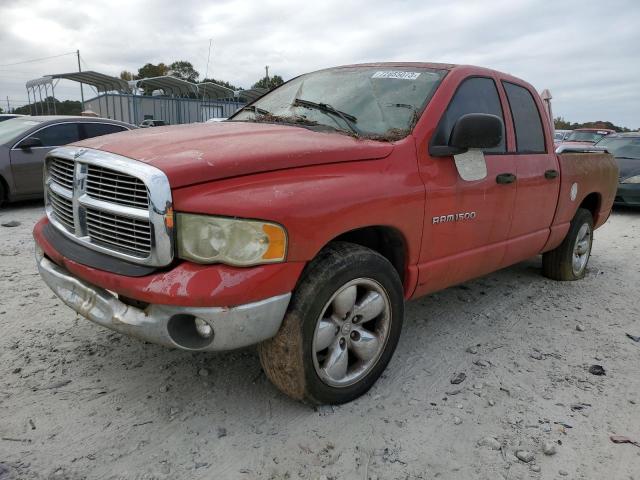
[32,123,81,147]
[433,77,506,153]
[503,82,546,153]
[81,123,126,139]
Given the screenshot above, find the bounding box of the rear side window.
[33,123,81,147]
[81,123,127,139]
[503,82,546,153]
[433,77,506,153]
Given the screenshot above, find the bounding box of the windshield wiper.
[292,98,360,135]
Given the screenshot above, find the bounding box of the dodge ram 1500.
[33,63,618,404]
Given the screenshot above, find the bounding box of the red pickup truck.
[34,63,618,404]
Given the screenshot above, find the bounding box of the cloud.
[0,0,638,127]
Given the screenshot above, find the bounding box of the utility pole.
[77,49,85,110]
[6,97,9,113]
[265,65,269,83]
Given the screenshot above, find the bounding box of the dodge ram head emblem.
[433,212,477,224]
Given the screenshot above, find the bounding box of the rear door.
[500,81,560,265]
[10,122,82,195]
[415,76,517,296]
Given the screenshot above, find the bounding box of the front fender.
[171,142,424,266]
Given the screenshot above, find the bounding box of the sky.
[0,0,638,128]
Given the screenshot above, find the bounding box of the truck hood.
[75,122,394,188]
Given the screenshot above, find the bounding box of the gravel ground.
[1,201,639,480]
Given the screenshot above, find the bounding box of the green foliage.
[554,116,631,133]
[169,61,199,83]
[137,63,169,80]
[252,75,284,90]
[14,97,82,116]
[120,70,136,81]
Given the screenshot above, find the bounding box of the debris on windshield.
[252,113,319,127]
[365,128,411,142]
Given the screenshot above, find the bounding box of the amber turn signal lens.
[262,224,287,260]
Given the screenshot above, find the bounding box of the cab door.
[500,81,560,265]
[10,122,81,195]
[414,76,517,297]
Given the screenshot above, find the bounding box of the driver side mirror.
[18,137,43,150]
[430,113,503,157]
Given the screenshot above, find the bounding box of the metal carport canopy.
[49,71,131,93]
[26,76,54,88]
[137,76,198,96]
[197,82,235,99]
[237,87,268,103]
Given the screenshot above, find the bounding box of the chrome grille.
[43,147,174,267]
[86,208,152,257]
[49,157,75,190]
[48,187,74,232]
[86,165,149,209]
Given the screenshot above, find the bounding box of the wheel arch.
[579,192,602,222]
[325,225,408,286]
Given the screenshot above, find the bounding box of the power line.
[0,51,76,68]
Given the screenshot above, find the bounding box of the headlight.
[177,213,287,266]
[621,175,640,184]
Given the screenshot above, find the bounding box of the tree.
[554,116,631,133]
[120,70,136,81]
[14,98,82,116]
[554,117,571,130]
[169,61,199,83]
[137,63,169,80]
[252,74,284,90]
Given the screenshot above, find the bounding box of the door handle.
[496,173,516,184]
[545,169,559,179]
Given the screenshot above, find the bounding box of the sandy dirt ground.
[1,201,639,480]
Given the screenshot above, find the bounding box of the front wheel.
[258,242,404,405]
[542,208,594,281]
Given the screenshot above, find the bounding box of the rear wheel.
[542,208,593,281]
[258,242,404,404]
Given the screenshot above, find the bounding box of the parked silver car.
[0,116,135,204]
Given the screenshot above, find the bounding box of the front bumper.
[36,250,291,351]
[614,184,640,206]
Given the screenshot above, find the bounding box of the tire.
[0,180,5,208]
[542,208,594,281]
[258,241,404,405]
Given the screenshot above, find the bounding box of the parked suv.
[0,116,135,204]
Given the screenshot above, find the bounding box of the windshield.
[230,67,447,140]
[0,117,43,145]
[596,137,640,159]
[565,130,608,143]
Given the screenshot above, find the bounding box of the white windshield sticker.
[372,71,421,80]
